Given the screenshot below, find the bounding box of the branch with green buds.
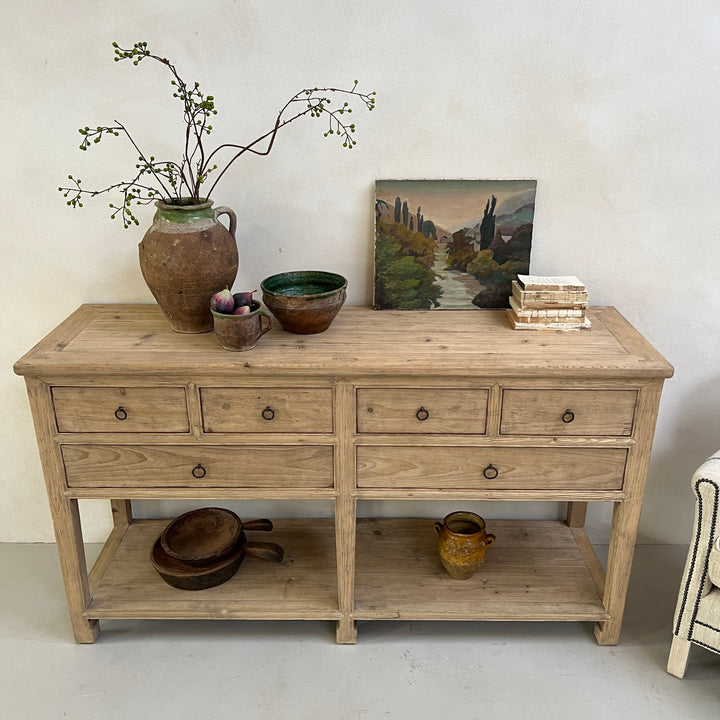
[59,41,376,228]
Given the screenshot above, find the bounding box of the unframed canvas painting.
[374,179,536,309]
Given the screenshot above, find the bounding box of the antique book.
[516,275,586,292]
[509,297,585,318]
[511,282,588,308]
[506,308,592,330]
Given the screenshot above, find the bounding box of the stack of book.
[506,275,590,330]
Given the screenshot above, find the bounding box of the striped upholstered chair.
[667,451,720,677]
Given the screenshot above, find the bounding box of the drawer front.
[500,390,637,436]
[200,388,333,433]
[62,445,333,488]
[357,388,489,434]
[52,387,189,433]
[357,446,627,491]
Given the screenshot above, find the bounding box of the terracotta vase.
[139,199,238,333]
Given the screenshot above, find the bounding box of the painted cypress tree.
[394,197,402,223]
[479,195,497,251]
[402,199,409,227]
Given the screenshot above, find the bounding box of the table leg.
[111,499,133,527]
[594,498,642,645]
[50,496,100,643]
[335,493,358,644]
[566,501,588,528]
[335,381,358,644]
[25,378,99,643]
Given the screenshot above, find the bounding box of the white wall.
[2,0,718,544]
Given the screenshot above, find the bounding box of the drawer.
[52,387,189,433]
[500,390,637,436]
[200,388,333,433]
[357,446,627,491]
[61,445,333,488]
[357,388,489,434]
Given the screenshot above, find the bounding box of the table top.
[14,304,674,379]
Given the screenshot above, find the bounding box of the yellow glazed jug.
[434,511,496,580]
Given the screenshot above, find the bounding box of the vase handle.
[214,206,237,240]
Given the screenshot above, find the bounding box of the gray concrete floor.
[1,542,719,719]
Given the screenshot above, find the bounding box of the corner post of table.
[594,379,664,645]
[110,500,133,527]
[334,380,358,644]
[566,502,588,528]
[25,377,100,643]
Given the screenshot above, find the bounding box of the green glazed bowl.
[260,270,347,334]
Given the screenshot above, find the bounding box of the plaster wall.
[1,0,718,544]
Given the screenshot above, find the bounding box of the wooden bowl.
[150,536,246,591]
[261,270,347,334]
[160,507,242,566]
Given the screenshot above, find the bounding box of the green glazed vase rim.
[155,197,212,210]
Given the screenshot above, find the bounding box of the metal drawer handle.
[416,407,430,421]
[262,406,276,421]
[562,409,575,424]
[114,406,128,421]
[192,463,207,479]
[483,464,499,480]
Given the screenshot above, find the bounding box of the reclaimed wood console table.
[14,304,673,644]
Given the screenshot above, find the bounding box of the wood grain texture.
[595,379,665,645]
[357,446,627,491]
[62,444,334,488]
[357,388,488,434]
[354,519,608,621]
[13,305,674,379]
[500,389,637,436]
[52,386,189,433]
[24,378,99,643]
[200,387,333,433]
[85,519,340,619]
[14,304,672,644]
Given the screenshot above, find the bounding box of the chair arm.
[673,452,720,639]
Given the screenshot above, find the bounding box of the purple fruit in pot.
[233,291,254,307]
[210,287,235,314]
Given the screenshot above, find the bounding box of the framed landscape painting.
[374,179,536,309]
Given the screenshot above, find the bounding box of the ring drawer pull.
[416,407,430,421]
[114,406,128,421]
[561,409,575,424]
[483,464,499,480]
[191,464,207,479]
[261,406,276,421]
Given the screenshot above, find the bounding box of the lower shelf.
[354,518,609,622]
[85,516,609,626]
[85,518,341,620]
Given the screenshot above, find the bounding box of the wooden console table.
[14,304,672,644]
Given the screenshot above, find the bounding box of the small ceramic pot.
[434,511,496,580]
[211,301,272,351]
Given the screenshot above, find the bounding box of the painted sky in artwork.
[376,179,536,230]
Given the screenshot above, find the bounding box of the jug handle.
[214,206,237,240]
[433,521,443,535]
[259,309,273,337]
